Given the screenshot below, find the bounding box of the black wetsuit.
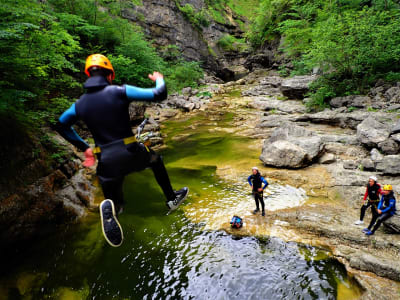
[248,173,268,212]
[56,75,173,210]
[368,192,396,233]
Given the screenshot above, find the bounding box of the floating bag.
[230,216,243,229]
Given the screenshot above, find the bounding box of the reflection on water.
[0,111,362,299]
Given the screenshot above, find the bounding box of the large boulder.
[260,123,324,168]
[356,116,390,148]
[391,120,400,135]
[280,75,316,99]
[375,155,400,175]
[383,213,400,233]
[383,214,400,233]
[329,95,371,108]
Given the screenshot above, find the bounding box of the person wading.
[354,176,381,226]
[247,167,268,216]
[56,54,188,247]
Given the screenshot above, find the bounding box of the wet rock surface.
[175,70,400,297]
[0,131,98,253]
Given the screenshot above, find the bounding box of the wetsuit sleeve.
[380,199,395,213]
[125,78,167,102]
[363,187,368,201]
[261,177,269,189]
[247,175,252,186]
[378,197,383,210]
[55,103,90,152]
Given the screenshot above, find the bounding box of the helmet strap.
[107,73,113,84]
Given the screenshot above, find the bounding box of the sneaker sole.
[167,187,189,215]
[100,199,124,247]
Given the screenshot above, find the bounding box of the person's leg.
[366,205,379,230]
[99,176,125,214]
[98,175,125,247]
[259,193,265,215]
[371,213,393,234]
[148,151,175,201]
[253,192,260,212]
[360,202,371,221]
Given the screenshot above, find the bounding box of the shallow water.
[0,110,362,299]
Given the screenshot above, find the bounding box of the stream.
[0,109,363,299]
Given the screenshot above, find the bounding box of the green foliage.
[165,61,204,92]
[217,34,248,52]
[176,3,210,30]
[0,0,204,128]
[250,0,400,108]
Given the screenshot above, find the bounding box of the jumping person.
[364,184,396,236]
[354,176,381,225]
[247,167,268,216]
[56,54,188,247]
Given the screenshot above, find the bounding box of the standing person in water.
[364,184,396,235]
[56,54,189,247]
[247,167,268,216]
[354,176,382,226]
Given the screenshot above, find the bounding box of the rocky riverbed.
[138,69,400,299]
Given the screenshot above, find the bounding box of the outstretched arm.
[55,103,89,151]
[125,72,167,102]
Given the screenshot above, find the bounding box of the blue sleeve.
[377,197,383,210]
[247,175,252,186]
[56,103,90,152]
[380,199,395,213]
[125,78,167,102]
[261,176,268,189]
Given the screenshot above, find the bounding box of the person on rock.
[354,176,382,226]
[364,184,396,236]
[55,54,189,247]
[247,167,268,216]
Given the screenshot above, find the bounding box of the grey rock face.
[378,139,399,155]
[375,155,400,175]
[280,75,316,99]
[330,95,371,108]
[260,123,324,168]
[371,148,384,162]
[248,97,307,114]
[391,120,400,135]
[343,160,358,170]
[356,117,390,148]
[383,213,400,233]
[319,153,336,164]
[360,158,375,171]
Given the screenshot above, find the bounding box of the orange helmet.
[85,54,115,80]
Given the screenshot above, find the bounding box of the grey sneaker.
[167,187,189,211]
[354,220,364,225]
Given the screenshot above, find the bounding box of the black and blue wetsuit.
[368,192,396,234]
[247,173,268,212]
[56,75,174,209]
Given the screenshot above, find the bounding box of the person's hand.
[83,148,95,167]
[377,209,382,214]
[148,71,163,82]
[258,188,263,192]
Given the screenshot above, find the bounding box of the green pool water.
[0,111,362,299]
